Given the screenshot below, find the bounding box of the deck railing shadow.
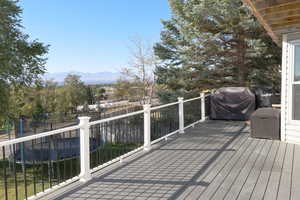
[169,123,246,199]
[55,122,246,200]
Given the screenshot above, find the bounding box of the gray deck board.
[179,125,250,199]
[180,125,248,199]
[249,140,280,200]
[44,121,300,200]
[263,142,287,200]
[291,144,300,200]
[223,139,265,200]
[197,136,255,200]
[277,143,294,200]
[236,139,273,200]
[212,138,262,200]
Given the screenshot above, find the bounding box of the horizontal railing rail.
[0,93,210,200]
[89,110,144,126]
[0,125,81,148]
[183,93,210,103]
[149,101,179,111]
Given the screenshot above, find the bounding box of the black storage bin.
[250,108,280,140]
[254,88,272,108]
[254,88,281,108]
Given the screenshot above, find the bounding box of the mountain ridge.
[43,71,121,85]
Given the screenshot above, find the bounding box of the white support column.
[281,34,288,142]
[78,116,92,182]
[201,93,206,121]
[143,104,151,151]
[178,97,185,134]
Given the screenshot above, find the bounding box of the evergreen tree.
[154,0,281,101]
[86,85,95,105]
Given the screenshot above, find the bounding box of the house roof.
[243,0,300,46]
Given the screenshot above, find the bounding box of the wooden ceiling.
[243,0,300,46]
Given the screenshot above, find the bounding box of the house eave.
[243,0,300,47]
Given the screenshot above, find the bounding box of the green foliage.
[0,0,48,120]
[5,73,112,123]
[56,74,88,113]
[40,79,58,113]
[154,0,282,102]
[114,78,138,101]
[95,87,106,102]
[9,81,46,120]
[0,81,10,119]
[156,89,188,104]
[86,85,95,104]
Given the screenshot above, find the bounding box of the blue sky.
[19,0,171,73]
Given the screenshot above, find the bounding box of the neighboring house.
[77,100,130,111]
[103,87,115,98]
[243,0,300,144]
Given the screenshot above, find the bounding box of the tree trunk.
[237,36,248,87]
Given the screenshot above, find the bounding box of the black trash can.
[254,88,281,108]
[250,108,280,140]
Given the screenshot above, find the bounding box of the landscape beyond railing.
[0,93,210,200]
[11,105,142,139]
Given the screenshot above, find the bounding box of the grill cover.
[210,87,256,120]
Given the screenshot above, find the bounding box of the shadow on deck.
[47,120,300,200]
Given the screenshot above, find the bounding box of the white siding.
[282,33,300,144]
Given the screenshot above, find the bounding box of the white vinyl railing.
[0,93,209,200]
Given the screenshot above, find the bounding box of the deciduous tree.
[0,0,48,119]
[56,74,88,113]
[121,37,158,105]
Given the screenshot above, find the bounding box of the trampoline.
[14,137,99,162]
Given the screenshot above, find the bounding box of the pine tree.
[154,0,281,101]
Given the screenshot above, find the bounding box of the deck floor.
[49,121,300,200]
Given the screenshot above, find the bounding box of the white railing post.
[78,116,92,182]
[178,97,185,134]
[201,93,206,121]
[143,104,151,151]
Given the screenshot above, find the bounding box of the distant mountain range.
[43,71,121,85]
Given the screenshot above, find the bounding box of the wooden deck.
[47,120,300,200]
